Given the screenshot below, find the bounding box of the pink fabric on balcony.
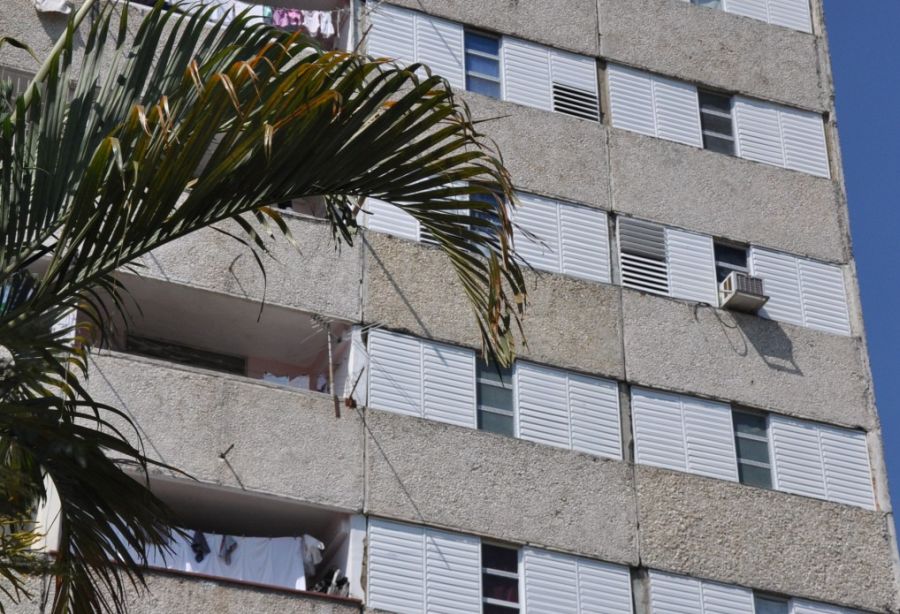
[271,8,337,47]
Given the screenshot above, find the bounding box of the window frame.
[464,28,503,100]
[713,240,750,284]
[480,542,521,612]
[476,359,516,437]
[732,409,774,489]
[698,90,736,155]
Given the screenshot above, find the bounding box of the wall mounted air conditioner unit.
[719,271,769,313]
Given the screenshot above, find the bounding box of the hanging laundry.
[300,534,325,578]
[33,0,71,13]
[269,8,338,48]
[190,530,210,563]
[219,535,238,565]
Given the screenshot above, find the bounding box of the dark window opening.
[699,91,735,155]
[465,30,501,99]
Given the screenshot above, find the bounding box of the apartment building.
[5,0,900,612]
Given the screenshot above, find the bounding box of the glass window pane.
[465,54,500,79]
[735,436,770,464]
[467,75,501,99]
[479,410,515,436]
[733,411,767,437]
[484,604,520,614]
[700,112,734,136]
[478,361,513,385]
[739,461,773,489]
[699,91,732,114]
[755,596,789,614]
[482,573,519,603]
[465,31,499,56]
[482,544,519,572]
[702,133,735,155]
[478,382,514,412]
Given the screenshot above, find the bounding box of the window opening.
[465,30,502,99]
[477,360,515,437]
[699,91,735,155]
[754,595,790,614]
[713,241,749,283]
[733,411,773,489]
[481,543,520,613]
[691,0,723,8]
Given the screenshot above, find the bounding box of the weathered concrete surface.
[88,352,365,510]
[380,0,600,57]
[608,129,847,264]
[599,0,825,111]
[0,0,72,80]
[622,291,876,430]
[364,409,639,566]
[457,91,610,210]
[636,465,900,613]
[139,215,362,321]
[363,231,625,379]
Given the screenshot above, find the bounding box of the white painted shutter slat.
[652,77,703,148]
[750,247,804,326]
[367,519,425,614]
[516,362,570,449]
[513,193,562,273]
[791,599,862,614]
[700,579,756,614]
[618,218,669,296]
[361,197,420,241]
[367,330,423,417]
[502,37,553,112]
[577,559,634,614]
[665,228,718,304]
[522,548,579,614]
[549,50,600,121]
[734,97,786,168]
[632,388,687,473]
[767,0,812,33]
[770,415,828,500]
[422,341,476,428]
[797,258,851,336]
[819,426,874,510]
[683,398,740,482]
[779,107,830,177]
[607,65,656,138]
[559,205,611,283]
[648,571,703,614]
[723,0,769,23]
[366,4,416,66]
[425,529,482,614]
[415,14,465,90]
[568,374,622,460]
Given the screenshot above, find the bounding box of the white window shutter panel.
[513,193,562,274]
[577,558,634,614]
[502,37,553,112]
[422,341,477,428]
[767,0,813,33]
[367,330,423,417]
[791,599,862,614]
[819,425,874,509]
[568,374,622,460]
[665,228,718,304]
[559,205,611,283]
[361,197,420,241]
[652,77,703,148]
[522,548,579,614]
[733,97,786,168]
[723,0,770,23]
[648,570,703,614]
[749,247,804,326]
[607,65,656,138]
[549,50,600,121]
[700,579,756,614]
[779,107,830,177]
[617,217,670,296]
[367,519,425,614]
[682,397,740,482]
[770,415,828,500]
[631,388,687,473]
[516,362,570,449]
[414,14,465,90]
[797,259,851,335]
[366,3,416,66]
[424,529,482,614]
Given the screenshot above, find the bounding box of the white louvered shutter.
[648,571,702,614]
[779,107,830,177]
[367,330,423,417]
[683,397,739,482]
[361,197,420,241]
[767,0,812,33]
[366,3,416,66]
[733,97,786,168]
[750,247,804,326]
[607,65,656,138]
[559,205,611,283]
[577,559,633,614]
[770,415,828,500]
[652,77,703,148]
[618,218,669,296]
[516,362,570,449]
[568,374,622,460]
[425,529,482,614]
[632,388,687,473]
[367,519,425,614]
[549,50,600,121]
[819,425,874,509]
[422,341,476,428]
[723,0,770,22]
[502,37,553,112]
[522,548,579,614]
[415,14,465,89]
[513,193,561,273]
[700,581,755,614]
[797,259,851,335]
[665,228,718,305]
[791,599,862,614]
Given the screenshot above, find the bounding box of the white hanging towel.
[34,0,71,14]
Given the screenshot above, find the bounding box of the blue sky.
[823,0,900,526]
